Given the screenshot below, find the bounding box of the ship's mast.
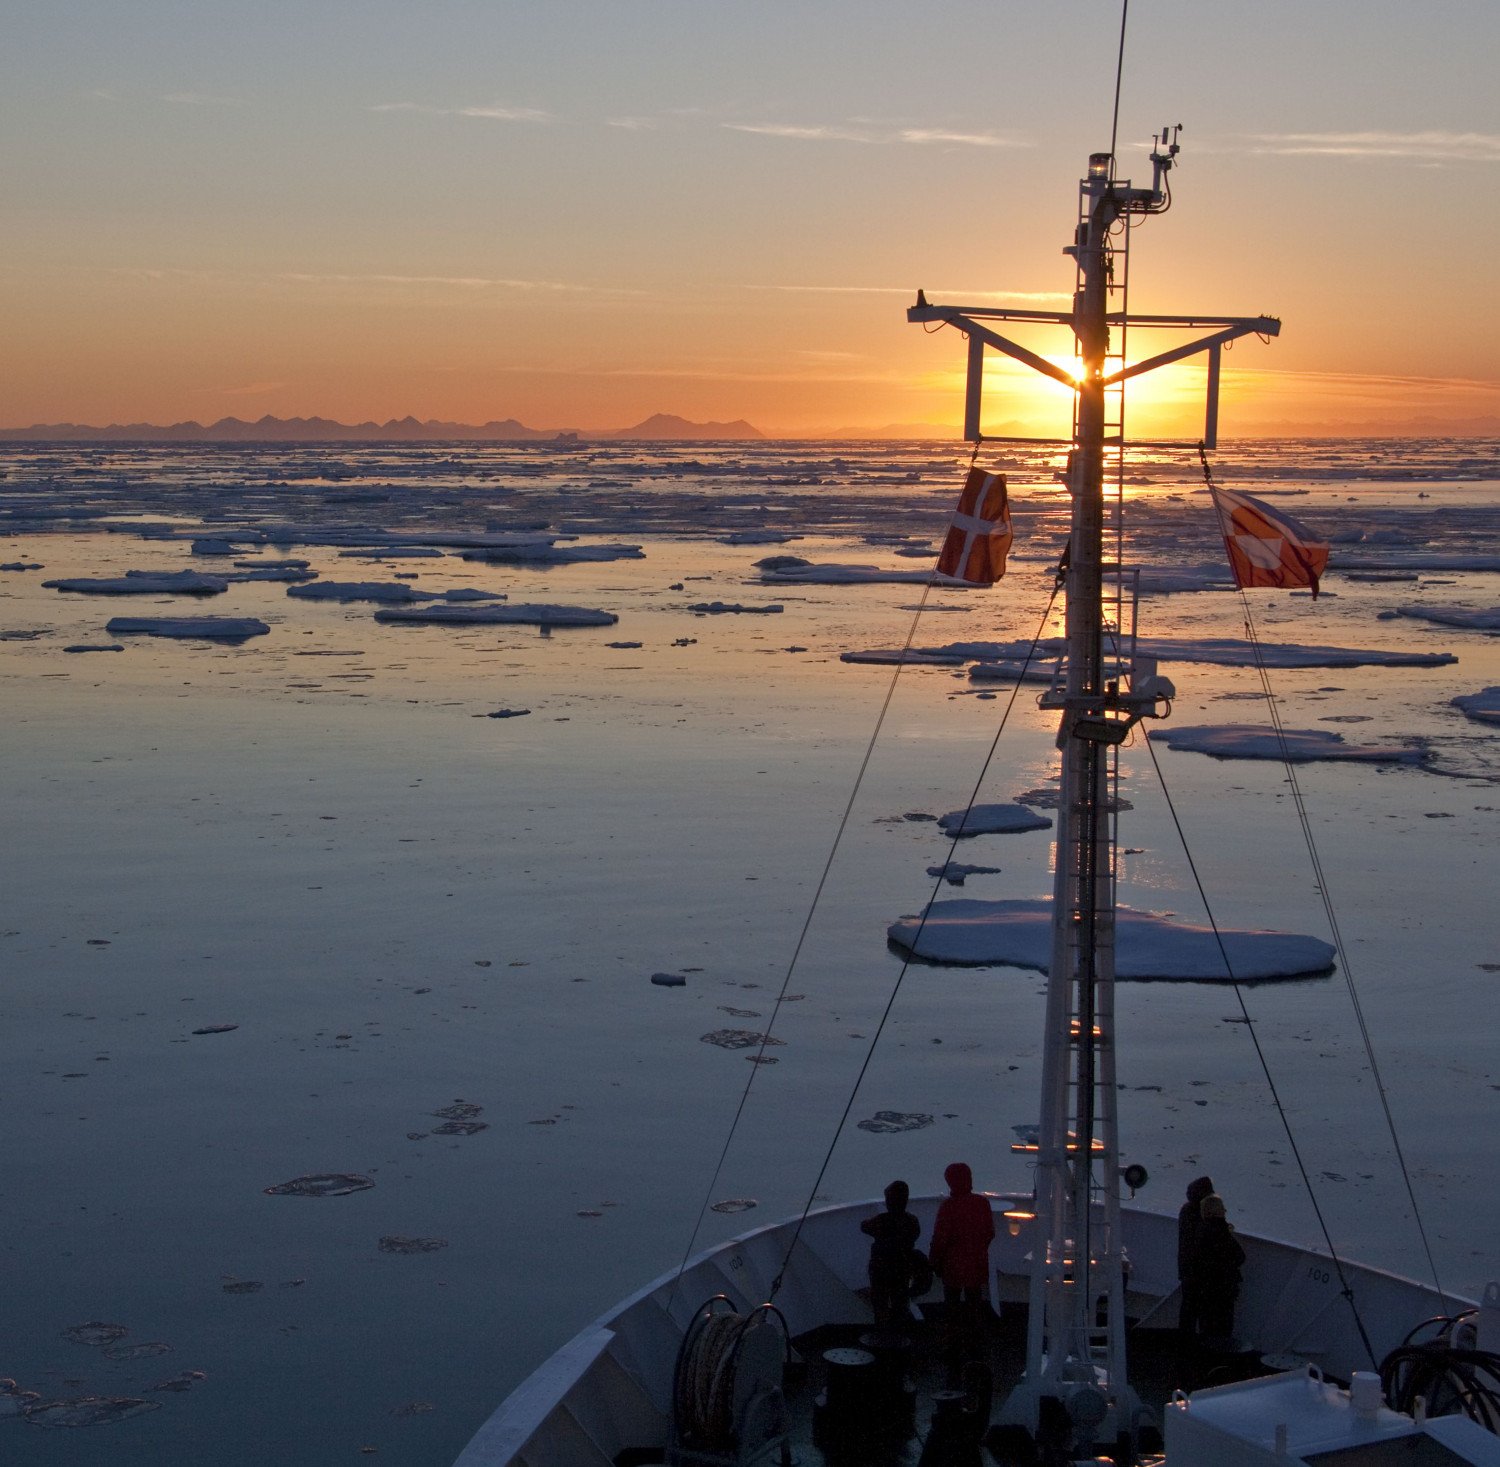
[909,133,1279,1457]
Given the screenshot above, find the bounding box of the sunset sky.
[5,0,1498,437]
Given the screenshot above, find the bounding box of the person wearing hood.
[860,1179,922,1329]
[1197,1193,1246,1347]
[1177,1175,1214,1342]
[929,1162,995,1378]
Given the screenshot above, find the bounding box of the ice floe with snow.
[852,637,1456,670]
[758,560,939,585]
[1382,605,1500,634]
[1150,724,1428,764]
[190,539,238,556]
[106,616,269,641]
[1453,687,1500,727]
[888,898,1335,981]
[841,648,971,666]
[44,570,227,596]
[927,862,1002,886]
[264,1173,374,1197]
[288,580,429,604]
[687,601,783,615]
[462,542,643,564]
[937,803,1052,837]
[222,565,317,583]
[337,546,445,559]
[375,602,617,627]
[968,660,1058,684]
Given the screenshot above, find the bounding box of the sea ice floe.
[888,898,1336,981]
[687,601,783,614]
[23,1396,162,1428]
[288,580,427,604]
[62,1321,129,1348]
[223,566,317,583]
[857,1111,935,1133]
[462,543,643,564]
[651,972,687,987]
[106,617,269,641]
[263,1173,375,1197]
[841,649,971,666]
[710,1198,757,1213]
[1150,724,1427,764]
[758,561,938,585]
[44,570,228,596]
[375,603,618,627]
[337,546,444,559]
[103,1342,171,1361]
[1453,687,1500,727]
[927,862,1002,887]
[937,803,1052,838]
[378,1236,448,1254]
[1135,564,1236,595]
[190,538,237,556]
[700,1029,784,1050]
[1337,555,1500,572]
[968,660,1058,684]
[0,561,43,570]
[63,643,124,653]
[853,637,1457,670]
[1382,605,1500,633]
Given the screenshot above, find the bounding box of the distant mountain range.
[0,411,766,444]
[2,410,1494,444]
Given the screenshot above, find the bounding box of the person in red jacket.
[928,1161,995,1379]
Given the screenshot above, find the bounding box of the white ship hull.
[457,1194,1473,1466]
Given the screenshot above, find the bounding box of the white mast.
[909,132,1279,1455]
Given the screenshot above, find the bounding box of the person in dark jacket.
[1177,1175,1215,1341]
[929,1162,995,1379]
[1197,1193,1246,1346]
[861,1179,921,1329]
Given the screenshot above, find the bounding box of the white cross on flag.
[936,468,1013,586]
[1210,483,1330,599]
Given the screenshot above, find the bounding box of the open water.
[2,438,1498,1464]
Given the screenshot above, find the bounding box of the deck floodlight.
[1004,1208,1036,1238]
[1088,152,1111,180]
[1120,1163,1149,1195]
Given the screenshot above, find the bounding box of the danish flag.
[1210,483,1330,599]
[936,467,1013,585]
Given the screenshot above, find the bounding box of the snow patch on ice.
[888,898,1335,981]
[375,603,617,627]
[106,616,269,641]
[45,570,228,596]
[759,561,940,585]
[1453,687,1500,727]
[937,803,1052,837]
[1151,724,1428,764]
[1383,605,1500,634]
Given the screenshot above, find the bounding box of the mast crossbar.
[1101,318,1280,386]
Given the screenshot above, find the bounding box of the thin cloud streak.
[724,121,1027,149]
[747,284,1070,303]
[162,91,247,108]
[100,265,629,296]
[371,101,551,123]
[1242,130,1500,163]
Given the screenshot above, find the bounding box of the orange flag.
[937,468,1012,585]
[1210,483,1330,599]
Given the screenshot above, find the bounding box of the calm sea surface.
[3,438,1498,1464]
